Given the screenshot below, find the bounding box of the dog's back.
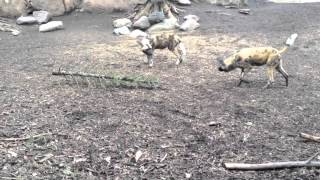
[237,47,279,65]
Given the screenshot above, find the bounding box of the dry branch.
[52,70,159,89]
[300,133,320,143]
[223,153,320,170]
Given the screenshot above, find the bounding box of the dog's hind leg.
[276,59,289,86]
[264,66,275,89]
[173,43,186,65]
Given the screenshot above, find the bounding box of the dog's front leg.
[143,48,154,67]
[147,54,154,67]
[238,68,251,86]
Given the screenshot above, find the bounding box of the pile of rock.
[112,13,200,37]
[16,11,63,32]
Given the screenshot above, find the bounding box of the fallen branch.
[52,70,159,89]
[0,133,52,142]
[300,133,320,143]
[223,153,320,170]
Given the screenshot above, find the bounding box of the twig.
[300,133,320,143]
[223,153,320,170]
[0,133,52,141]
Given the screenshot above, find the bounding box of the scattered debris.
[39,21,64,32]
[7,150,18,158]
[73,157,87,164]
[208,121,221,127]
[105,156,111,166]
[160,153,168,163]
[185,173,192,179]
[239,8,251,15]
[38,153,54,163]
[134,150,143,162]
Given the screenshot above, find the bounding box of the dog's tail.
[278,33,298,54]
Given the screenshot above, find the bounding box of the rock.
[11,30,21,36]
[113,26,130,35]
[0,0,27,17]
[148,11,165,24]
[33,11,51,24]
[130,29,148,38]
[179,19,200,31]
[81,0,130,13]
[113,18,132,28]
[39,21,64,32]
[147,18,179,32]
[31,0,66,16]
[133,16,150,30]
[178,0,191,5]
[16,16,37,25]
[239,8,250,15]
[184,15,200,22]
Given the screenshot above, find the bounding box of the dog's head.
[217,54,240,72]
[137,35,152,51]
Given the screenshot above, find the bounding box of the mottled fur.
[218,34,298,88]
[137,33,186,67]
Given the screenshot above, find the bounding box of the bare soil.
[1,1,320,179]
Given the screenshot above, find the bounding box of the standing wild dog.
[136,33,186,67]
[218,33,298,88]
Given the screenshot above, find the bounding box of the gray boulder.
[39,21,64,32]
[148,11,165,24]
[148,18,179,32]
[113,26,131,35]
[113,18,132,28]
[133,16,150,30]
[179,19,200,31]
[16,16,37,25]
[33,11,51,24]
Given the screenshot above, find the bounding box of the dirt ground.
[1,1,320,179]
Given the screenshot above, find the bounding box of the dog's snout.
[218,67,224,71]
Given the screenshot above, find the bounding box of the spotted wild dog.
[136,32,186,67]
[218,33,298,88]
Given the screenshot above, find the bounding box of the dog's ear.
[235,55,241,62]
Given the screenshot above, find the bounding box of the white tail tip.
[285,33,298,46]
